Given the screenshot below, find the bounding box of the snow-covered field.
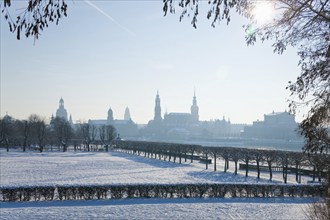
[0,197,314,220]
[0,149,320,219]
[0,150,314,187]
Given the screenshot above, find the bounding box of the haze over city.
[1,1,303,124]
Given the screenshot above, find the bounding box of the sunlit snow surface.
[0,150,318,219]
[0,198,313,220]
[0,150,313,187]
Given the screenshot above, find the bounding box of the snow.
[0,150,314,187]
[0,198,315,220]
[0,149,321,219]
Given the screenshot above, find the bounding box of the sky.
[0,1,303,125]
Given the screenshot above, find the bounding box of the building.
[88,107,138,138]
[143,91,231,140]
[243,111,300,140]
[55,98,68,121]
[54,97,74,126]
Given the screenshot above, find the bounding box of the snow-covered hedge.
[0,186,55,202]
[0,183,325,202]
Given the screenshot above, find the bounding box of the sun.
[252,1,274,25]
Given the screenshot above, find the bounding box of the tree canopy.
[1,0,67,40]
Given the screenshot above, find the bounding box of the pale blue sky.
[1,1,302,124]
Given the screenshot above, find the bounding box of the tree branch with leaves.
[1,0,68,41]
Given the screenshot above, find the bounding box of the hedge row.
[0,183,325,202]
[0,186,55,202]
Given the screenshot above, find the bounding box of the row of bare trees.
[0,115,116,152]
[115,140,329,183]
[1,183,325,202]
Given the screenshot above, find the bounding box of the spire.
[59,97,64,107]
[107,107,114,123]
[191,89,199,122]
[154,90,162,122]
[193,89,197,105]
[69,114,73,125]
[124,106,131,121]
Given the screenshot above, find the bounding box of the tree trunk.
[257,160,260,179]
[245,159,249,177]
[5,139,9,152]
[224,158,227,173]
[205,152,208,170]
[268,161,272,181]
[23,140,26,152]
[318,168,321,182]
[214,154,217,171]
[295,163,299,183]
[284,164,288,184]
[327,169,330,212]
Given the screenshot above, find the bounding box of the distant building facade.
[143,91,232,140]
[52,96,301,142]
[88,107,138,138]
[55,98,68,121]
[242,111,300,140]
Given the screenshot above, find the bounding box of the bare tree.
[50,116,73,152]
[15,118,33,152]
[80,123,96,152]
[105,125,116,152]
[0,115,14,152]
[29,114,47,152]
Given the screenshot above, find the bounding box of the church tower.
[124,107,131,121]
[191,90,199,122]
[154,91,162,122]
[107,108,114,124]
[56,98,68,121]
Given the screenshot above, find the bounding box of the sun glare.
[252,1,274,25]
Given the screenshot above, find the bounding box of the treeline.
[0,183,325,202]
[114,140,330,183]
[0,114,116,152]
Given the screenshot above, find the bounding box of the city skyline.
[1,1,304,124]
[6,95,297,126]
